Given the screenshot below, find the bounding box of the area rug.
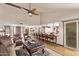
[15,47,62,56]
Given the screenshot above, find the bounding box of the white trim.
[64,22,66,47]
[76,21,78,49]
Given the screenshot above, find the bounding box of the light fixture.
[28,13,32,15]
[28,12,32,16]
[54,22,59,26]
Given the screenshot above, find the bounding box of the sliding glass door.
[66,22,77,48]
[64,20,79,49]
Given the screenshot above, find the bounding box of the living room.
[0,2,79,56]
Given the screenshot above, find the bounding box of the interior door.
[65,22,77,48]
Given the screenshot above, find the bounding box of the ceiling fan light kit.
[28,12,32,17]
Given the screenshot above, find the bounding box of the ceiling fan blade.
[32,10,39,15]
[32,12,39,15]
[22,7,30,12]
[5,3,22,9]
[32,8,36,12]
[5,3,30,11]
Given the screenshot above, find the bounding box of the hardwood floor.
[4,40,79,56]
[44,41,79,56]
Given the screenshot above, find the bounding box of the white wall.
[40,10,79,24]
[57,22,63,45]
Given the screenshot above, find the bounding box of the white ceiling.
[0,3,79,25]
[1,3,79,13]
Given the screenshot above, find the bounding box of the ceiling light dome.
[28,12,32,16]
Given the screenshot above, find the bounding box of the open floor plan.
[0,3,79,56]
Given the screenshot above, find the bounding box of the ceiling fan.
[5,3,39,16]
